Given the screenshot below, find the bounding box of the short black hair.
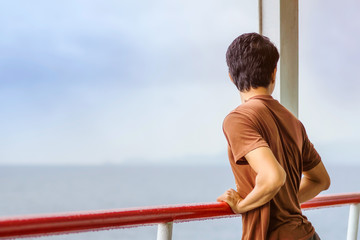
[226,33,279,92]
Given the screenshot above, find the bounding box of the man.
[217,33,331,240]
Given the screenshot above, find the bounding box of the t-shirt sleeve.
[301,123,322,171]
[223,112,269,165]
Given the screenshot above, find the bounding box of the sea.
[0,164,359,240]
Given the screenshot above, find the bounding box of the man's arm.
[217,147,286,214]
[298,161,330,203]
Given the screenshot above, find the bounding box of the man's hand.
[217,188,244,214]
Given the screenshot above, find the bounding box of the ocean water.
[0,164,359,240]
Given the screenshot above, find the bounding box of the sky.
[1,0,360,165]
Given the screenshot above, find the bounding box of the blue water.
[0,164,359,239]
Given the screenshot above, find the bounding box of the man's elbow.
[276,167,287,189]
[267,168,286,192]
[322,175,331,191]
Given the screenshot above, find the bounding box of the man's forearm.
[218,147,287,214]
[234,147,286,213]
[217,173,284,214]
[298,161,331,203]
[298,176,327,203]
[235,183,280,213]
[234,171,285,213]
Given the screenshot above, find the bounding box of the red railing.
[0,193,359,239]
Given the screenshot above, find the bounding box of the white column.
[156,222,173,240]
[347,204,360,240]
[259,0,299,118]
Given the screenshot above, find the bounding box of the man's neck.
[240,87,272,103]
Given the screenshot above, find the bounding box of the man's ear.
[228,72,234,84]
[271,67,277,83]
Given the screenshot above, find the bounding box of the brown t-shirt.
[223,95,321,240]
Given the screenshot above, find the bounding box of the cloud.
[0,81,239,165]
[1,0,360,165]
[0,0,257,165]
[0,0,257,86]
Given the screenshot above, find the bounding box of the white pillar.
[259,0,299,118]
[347,204,360,240]
[156,222,173,240]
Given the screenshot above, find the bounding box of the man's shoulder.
[223,103,261,129]
[226,101,267,120]
[224,105,249,121]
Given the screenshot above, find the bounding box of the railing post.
[347,203,360,240]
[156,222,173,240]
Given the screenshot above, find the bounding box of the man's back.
[223,95,321,239]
